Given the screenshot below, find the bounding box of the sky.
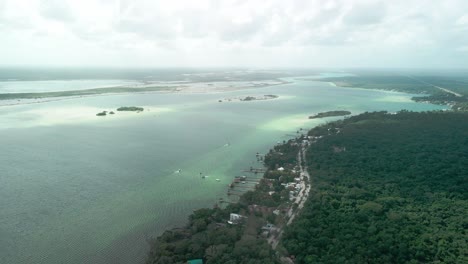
[0,0,467,68]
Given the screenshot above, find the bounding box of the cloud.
[219,16,265,42]
[0,0,468,68]
[344,1,386,25]
[456,14,468,25]
[39,0,74,22]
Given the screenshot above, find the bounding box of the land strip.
[406,75,464,97]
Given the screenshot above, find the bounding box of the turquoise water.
[0,77,445,264]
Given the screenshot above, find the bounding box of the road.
[269,142,311,252]
[406,75,463,97]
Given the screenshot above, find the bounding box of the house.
[228,213,246,224]
[277,167,285,171]
[262,223,275,230]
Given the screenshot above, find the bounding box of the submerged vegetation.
[282,111,468,263]
[146,134,302,264]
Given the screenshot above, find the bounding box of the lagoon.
[0,75,445,264]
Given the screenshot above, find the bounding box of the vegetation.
[241,96,257,101]
[146,204,280,264]
[96,111,107,116]
[0,86,173,100]
[319,75,437,94]
[263,141,300,170]
[414,75,468,97]
[413,92,468,111]
[318,74,468,111]
[309,110,351,119]
[282,111,468,263]
[238,95,279,101]
[117,106,144,111]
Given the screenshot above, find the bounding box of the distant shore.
[0,79,290,107]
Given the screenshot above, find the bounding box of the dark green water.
[0,76,445,263]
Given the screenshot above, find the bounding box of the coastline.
[323,79,466,110]
[145,124,316,263]
[0,73,452,264]
[0,79,291,108]
[145,110,468,263]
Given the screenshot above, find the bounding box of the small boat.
[175,169,181,174]
[216,179,220,182]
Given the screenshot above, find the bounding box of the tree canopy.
[282,111,468,263]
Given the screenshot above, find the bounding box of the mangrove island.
[117,106,144,112]
[309,110,351,119]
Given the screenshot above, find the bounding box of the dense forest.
[282,111,468,263]
[146,204,280,264]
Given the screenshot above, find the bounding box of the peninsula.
[0,86,174,101]
[314,75,468,111]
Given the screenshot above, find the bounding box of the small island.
[219,94,279,103]
[241,94,278,101]
[309,110,351,119]
[96,108,143,117]
[117,106,144,112]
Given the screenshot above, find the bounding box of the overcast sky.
[1,0,467,68]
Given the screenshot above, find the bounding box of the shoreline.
[322,79,465,110]
[0,79,291,108]
[145,123,316,263]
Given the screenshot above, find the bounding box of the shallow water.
[0,76,445,264]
